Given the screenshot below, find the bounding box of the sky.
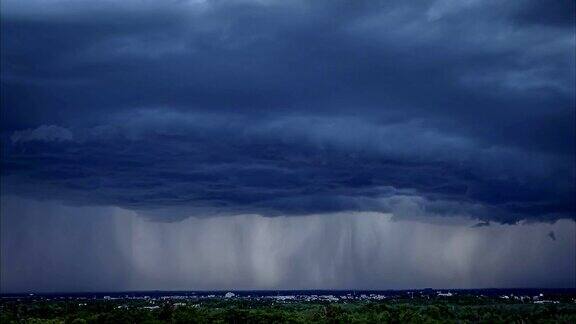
[1,0,575,292]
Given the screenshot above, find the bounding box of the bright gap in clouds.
[1,196,574,293]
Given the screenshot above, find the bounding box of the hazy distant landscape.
[2,289,576,323]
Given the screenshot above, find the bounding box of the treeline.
[2,299,576,323]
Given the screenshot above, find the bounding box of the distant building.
[224,292,235,298]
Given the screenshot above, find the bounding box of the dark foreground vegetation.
[2,293,576,323]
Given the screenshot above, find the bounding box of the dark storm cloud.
[513,0,576,27]
[1,0,574,222]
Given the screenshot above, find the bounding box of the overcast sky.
[1,0,575,292]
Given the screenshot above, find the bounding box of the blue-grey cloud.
[472,221,490,228]
[10,125,74,143]
[1,0,574,223]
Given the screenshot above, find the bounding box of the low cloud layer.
[1,0,574,223]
